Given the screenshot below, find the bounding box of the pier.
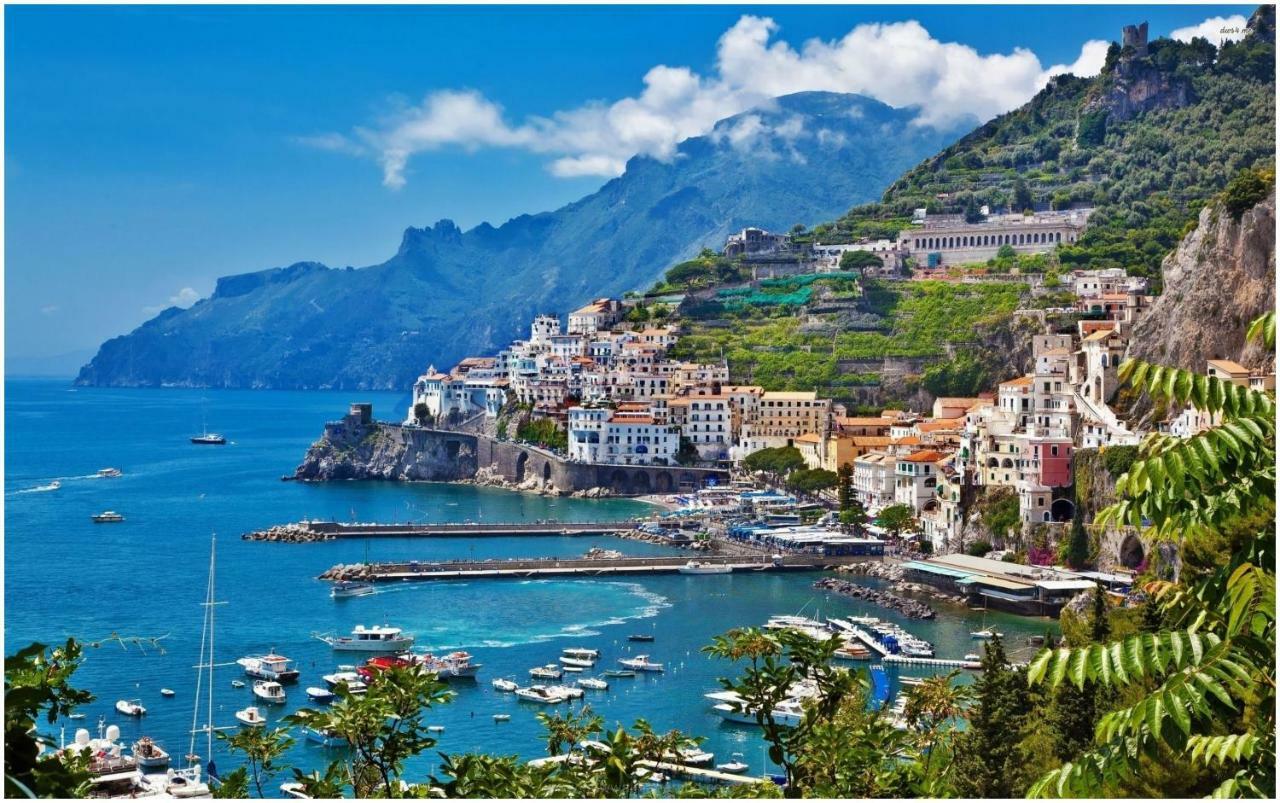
[322,553,880,583]
[245,520,636,542]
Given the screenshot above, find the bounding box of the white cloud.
[307,14,1119,187]
[1170,15,1249,46]
[141,287,202,318]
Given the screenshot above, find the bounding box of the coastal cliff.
[1128,190,1276,372]
[294,421,478,482]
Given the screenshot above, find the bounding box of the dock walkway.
[324,554,879,583]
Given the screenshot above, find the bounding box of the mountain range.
[75,92,962,389]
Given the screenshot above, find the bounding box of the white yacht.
[545,684,584,700]
[529,664,563,680]
[316,624,414,652]
[970,629,1005,640]
[252,680,286,705]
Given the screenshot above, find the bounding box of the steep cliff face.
[294,422,478,482]
[1128,191,1276,372]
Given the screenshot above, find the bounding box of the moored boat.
[304,726,346,747]
[618,655,664,672]
[716,754,749,774]
[160,688,176,697]
[544,684,584,700]
[306,687,336,703]
[97,468,123,478]
[561,647,600,659]
[92,511,125,523]
[493,713,511,722]
[970,629,1004,640]
[190,433,227,445]
[235,707,266,727]
[515,685,567,704]
[321,671,367,695]
[492,677,518,692]
[231,680,246,689]
[627,633,655,642]
[602,669,636,678]
[316,625,414,653]
[529,664,563,680]
[559,655,594,668]
[576,677,608,690]
[677,560,732,575]
[238,652,301,683]
[115,699,146,717]
[132,737,170,769]
[252,680,286,705]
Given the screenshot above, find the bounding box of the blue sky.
[3,4,1255,365]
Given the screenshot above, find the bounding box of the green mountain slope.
[75,92,960,390]
[671,10,1276,409]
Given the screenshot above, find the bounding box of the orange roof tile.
[902,449,948,463]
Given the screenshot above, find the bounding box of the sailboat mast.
[207,535,216,761]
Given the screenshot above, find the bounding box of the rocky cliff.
[1128,191,1276,372]
[294,422,477,482]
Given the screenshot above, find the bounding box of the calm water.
[4,378,1053,782]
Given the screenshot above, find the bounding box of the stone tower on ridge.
[1122,22,1149,56]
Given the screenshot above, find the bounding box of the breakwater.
[243,520,632,542]
[814,576,936,620]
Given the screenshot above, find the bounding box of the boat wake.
[11,481,62,494]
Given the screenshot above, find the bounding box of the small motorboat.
[576,677,608,691]
[68,713,86,720]
[970,629,1004,640]
[900,676,926,687]
[673,747,714,766]
[132,737,170,769]
[493,713,511,722]
[115,699,146,717]
[618,655,664,673]
[602,669,636,678]
[628,633,655,642]
[562,666,584,674]
[160,688,176,698]
[545,684,584,700]
[427,725,445,733]
[677,560,731,575]
[304,726,346,747]
[331,581,376,599]
[716,753,749,774]
[561,648,600,660]
[321,672,367,695]
[252,680,286,705]
[235,707,266,727]
[963,653,981,663]
[529,664,563,680]
[97,468,123,478]
[92,511,125,523]
[306,687,336,703]
[560,655,594,668]
[231,680,246,689]
[514,685,567,704]
[48,481,62,491]
[491,678,518,693]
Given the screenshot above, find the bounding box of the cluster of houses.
[407,259,1272,558]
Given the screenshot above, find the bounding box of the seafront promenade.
[321,552,880,582]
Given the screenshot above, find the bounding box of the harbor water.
[4,378,1055,780]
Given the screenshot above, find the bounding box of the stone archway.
[1119,534,1145,569]
[632,472,652,495]
[1050,498,1075,523]
[655,471,674,493]
[608,469,629,493]
[542,461,553,482]
[515,452,528,482]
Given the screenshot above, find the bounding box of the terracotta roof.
[917,420,961,432]
[610,416,655,425]
[794,433,822,444]
[1100,293,1130,300]
[847,436,893,446]
[836,416,894,426]
[1208,359,1250,375]
[893,436,922,446]
[902,449,948,463]
[1000,375,1034,387]
[1083,329,1118,342]
[935,397,986,407]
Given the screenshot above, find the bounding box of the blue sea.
[4,378,1054,782]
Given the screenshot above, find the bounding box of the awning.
[901,561,973,580]
[958,575,1035,592]
[980,589,1040,603]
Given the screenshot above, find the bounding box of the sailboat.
[173,536,235,796]
[191,404,226,445]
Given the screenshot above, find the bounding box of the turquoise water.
[4,378,1053,782]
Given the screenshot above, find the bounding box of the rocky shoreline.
[813,576,937,620]
[462,465,612,498]
[242,523,333,543]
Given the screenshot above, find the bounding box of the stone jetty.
[813,576,936,620]
[242,523,334,543]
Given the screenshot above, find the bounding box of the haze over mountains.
[74,92,962,390]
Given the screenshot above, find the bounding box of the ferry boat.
[115,699,146,717]
[252,680,286,705]
[131,737,170,770]
[331,581,376,599]
[529,664,563,680]
[576,677,608,690]
[235,707,266,727]
[316,624,414,652]
[306,687,336,703]
[561,647,600,659]
[677,560,732,575]
[97,468,123,478]
[492,678,518,692]
[515,685,567,704]
[304,727,346,747]
[92,511,125,523]
[618,655,664,672]
[238,652,300,683]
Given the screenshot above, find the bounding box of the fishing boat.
[561,647,600,659]
[131,737,170,769]
[92,511,125,523]
[304,727,346,747]
[514,685,567,704]
[493,713,511,722]
[238,652,301,683]
[602,669,636,678]
[252,680,286,705]
[716,753,749,774]
[492,678,518,692]
[97,467,123,478]
[160,688,176,697]
[231,680,246,689]
[559,655,594,668]
[115,699,146,717]
[235,707,266,727]
[627,633,655,642]
[618,655,664,673]
[529,664,563,680]
[316,624,414,652]
[677,560,732,575]
[576,677,608,691]
[306,687,337,703]
[970,629,1005,640]
[331,581,376,599]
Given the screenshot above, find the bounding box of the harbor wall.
[294,408,730,495]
